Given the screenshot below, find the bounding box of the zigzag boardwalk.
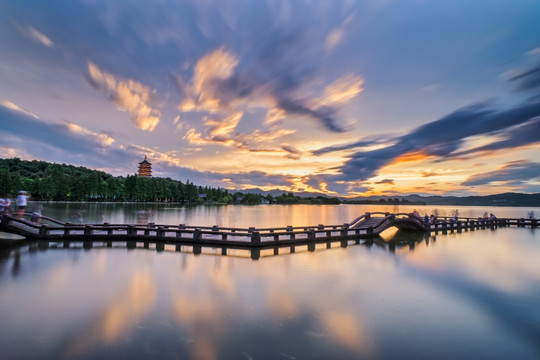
[1,212,537,258]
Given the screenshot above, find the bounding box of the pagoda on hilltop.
[138,156,152,177]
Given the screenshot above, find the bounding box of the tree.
[0,168,12,197]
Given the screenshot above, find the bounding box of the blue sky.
[1,0,540,196]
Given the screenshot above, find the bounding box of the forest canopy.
[0,158,342,205]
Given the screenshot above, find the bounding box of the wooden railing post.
[39,224,48,236]
[251,231,261,245]
[341,223,349,236]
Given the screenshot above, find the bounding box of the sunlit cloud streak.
[0,105,109,155]
[0,99,38,119]
[177,24,363,134]
[86,61,161,132]
[509,61,540,92]
[462,161,540,186]
[335,101,540,181]
[24,25,54,48]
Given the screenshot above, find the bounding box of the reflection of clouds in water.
[265,286,298,318]
[62,270,156,357]
[45,261,72,291]
[318,311,373,353]
[208,260,236,297]
[92,250,107,275]
[405,229,540,294]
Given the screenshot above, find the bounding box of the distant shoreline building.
[138,156,152,177]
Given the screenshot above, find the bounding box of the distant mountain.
[235,188,330,198]
[345,193,540,207]
[235,189,540,206]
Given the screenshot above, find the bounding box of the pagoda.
[138,156,152,177]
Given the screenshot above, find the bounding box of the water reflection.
[1,211,539,359]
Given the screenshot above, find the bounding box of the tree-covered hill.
[0,158,230,203]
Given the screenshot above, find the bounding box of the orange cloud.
[388,151,430,166]
[87,61,161,132]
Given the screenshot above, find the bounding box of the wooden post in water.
[251,249,260,260]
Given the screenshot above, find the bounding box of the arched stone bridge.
[348,212,431,234]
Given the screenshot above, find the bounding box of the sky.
[1,0,540,197]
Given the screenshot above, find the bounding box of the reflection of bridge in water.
[1,212,537,260]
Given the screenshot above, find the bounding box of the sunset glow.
[1,0,539,196]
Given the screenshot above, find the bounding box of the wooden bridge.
[1,212,537,256]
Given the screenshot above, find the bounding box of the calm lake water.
[1,204,539,359]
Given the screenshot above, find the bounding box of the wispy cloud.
[177,35,364,135]
[0,105,131,170]
[462,161,540,186]
[330,101,540,182]
[86,61,161,132]
[0,99,38,118]
[509,62,540,92]
[27,26,54,48]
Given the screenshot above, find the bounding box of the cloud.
[204,111,243,138]
[375,179,394,185]
[451,117,540,156]
[66,123,115,146]
[179,48,240,114]
[0,99,38,118]
[86,61,161,132]
[325,28,344,49]
[509,63,540,92]
[177,35,363,134]
[281,145,302,160]
[312,139,383,156]
[462,161,540,186]
[183,123,295,154]
[336,101,540,181]
[0,105,136,171]
[224,171,292,188]
[312,74,364,108]
[27,26,54,48]
[526,47,540,56]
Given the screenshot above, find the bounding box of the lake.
[1,204,539,359]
